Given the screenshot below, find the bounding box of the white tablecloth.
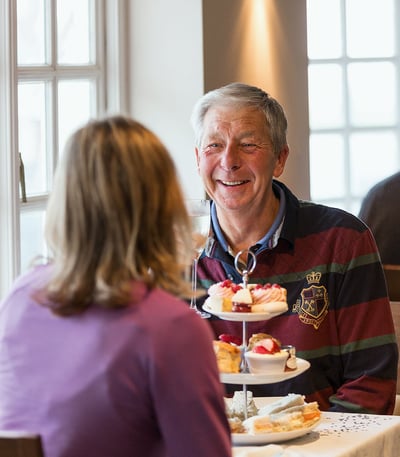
[233,407,400,457]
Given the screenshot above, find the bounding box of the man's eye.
[241,143,258,150]
[203,143,222,153]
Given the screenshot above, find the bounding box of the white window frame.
[307,0,400,214]
[0,0,130,299]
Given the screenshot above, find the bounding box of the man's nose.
[220,144,241,171]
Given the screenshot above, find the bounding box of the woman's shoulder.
[137,286,194,319]
[132,285,211,335]
[3,263,51,300]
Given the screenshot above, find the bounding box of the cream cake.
[205,280,288,314]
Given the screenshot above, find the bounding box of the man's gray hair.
[190,82,288,155]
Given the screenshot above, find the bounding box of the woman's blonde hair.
[42,116,193,316]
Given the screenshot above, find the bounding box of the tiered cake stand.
[203,250,310,420]
[204,306,310,419]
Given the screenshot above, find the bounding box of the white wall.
[128,0,205,198]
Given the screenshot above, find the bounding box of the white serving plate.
[227,397,321,445]
[220,358,310,384]
[232,418,321,445]
[202,304,287,322]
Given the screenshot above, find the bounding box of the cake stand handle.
[240,320,248,373]
[234,249,256,288]
[234,250,257,424]
[242,320,247,349]
[242,383,248,421]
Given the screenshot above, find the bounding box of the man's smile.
[219,180,250,186]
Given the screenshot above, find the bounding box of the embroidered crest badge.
[292,271,328,330]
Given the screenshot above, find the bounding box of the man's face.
[195,105,286,213]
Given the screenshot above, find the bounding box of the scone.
[213,340,241,373]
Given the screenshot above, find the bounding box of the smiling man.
[196,103,287,261]
[190,82,398,415]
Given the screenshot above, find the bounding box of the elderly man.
[191,82,398,414]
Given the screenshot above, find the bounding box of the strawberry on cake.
[249,335,282,354]
[244,336,289,374]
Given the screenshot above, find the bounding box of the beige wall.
[202,0,310,199]
[129,0,310,199]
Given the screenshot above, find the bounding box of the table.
[232,399,400,457]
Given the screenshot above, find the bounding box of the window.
[307,0,400,214]
[17,0,102,271]
[0,0,128,298]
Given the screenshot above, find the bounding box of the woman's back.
[0,264,231,457]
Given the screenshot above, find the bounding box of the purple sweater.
[0,265,232,457]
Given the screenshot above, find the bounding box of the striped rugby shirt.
[197,180,398,414]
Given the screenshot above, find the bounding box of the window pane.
[348,62,396,126]
[18,82,49,196]
[57,0,94,65]
[346,0,395,58]
[349,131,398,196]
[58,79,95,155]
[308,64,344,129]
[307,0,342,59]
[20,209,46,272]
[310,134,345,199]
[17,0,47,65]
[350,200,362,216]
[328,201,347,212]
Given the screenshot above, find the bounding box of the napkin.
[233,444,303,457]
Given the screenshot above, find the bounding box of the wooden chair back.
[381,266,400,412]
[383,264,400,302]
[390,300,400,395]
[0,432,44,457]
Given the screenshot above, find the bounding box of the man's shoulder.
[294,199,366,233]
[278,182,367,243]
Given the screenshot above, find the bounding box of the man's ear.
[195,147,200,170]
[273,145,290,178]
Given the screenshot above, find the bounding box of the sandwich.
[242,394,321,434]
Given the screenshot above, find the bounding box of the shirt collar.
[210,180,286,255]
